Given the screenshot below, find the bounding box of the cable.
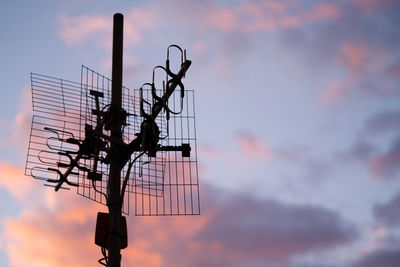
[98,247,108,266]
[120,152,145,203]
[92,179,108,202]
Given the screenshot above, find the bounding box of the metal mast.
[108,13,123,267]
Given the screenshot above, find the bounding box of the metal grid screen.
[25,66,199,216]
[25,73,82,190]
[77,66,134,214]
[131,88,200,216]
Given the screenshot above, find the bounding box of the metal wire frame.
[131,88,200,216]
[25,73,83,190]
[25,66,200,216]
[78,65,134,214]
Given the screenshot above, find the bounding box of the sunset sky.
[1,0,400,266]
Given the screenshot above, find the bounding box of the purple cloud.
[369,137,400,180]
[364,109,400,134]
[374,192,400,226]
[185,185,358,266]
[353,248,400,267]
[342,110,400,180]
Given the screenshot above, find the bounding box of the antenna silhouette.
[25,13,199,267]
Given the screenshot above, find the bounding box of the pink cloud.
[321,77,354,103]
[237,132,273,160]
[366,137,400,180]
[192,40,206,53]
[58,7,157,48]
[321,43,369,103]
[198,144,227,159]
[309,3,340,21]
[369,152,400,180]
[340,43,367,73]
[0,87,32,154]
[58,14,111,46]
[0,162,37,201]
[356,0,397,12]
[204,1,340,33]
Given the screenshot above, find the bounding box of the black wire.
[98,247,108,266]
[92,179,108,202]
[120,152,145,203]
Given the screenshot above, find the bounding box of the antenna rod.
[108,13,123,267]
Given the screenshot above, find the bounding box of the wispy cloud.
[321,42,368,103]
[0,87,32,156]
[58,14,111,46]
[356,0,398,12]
[203,1,340,33]
[237,132,273,160]
[369,137,400,180]
[58,7,157,48]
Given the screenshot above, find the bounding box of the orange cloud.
[0,162,37,201]
[1,165,355,266]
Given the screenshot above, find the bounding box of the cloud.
[356,0,398,12]
[321,42,368,103]
[374,192,400,226]
[58,0,340,46]
[369,137,400,180]
[193,187,357,266]
[340,110,400,181]
[262,1,400,104]
[1,162,357,267]
[353,247,400,267]
[198,143,227,160]
[0,87,32,156]
[3,206,99,267]
[364,109,400,134]
[203,1,340,33]
[237,132,273,160]
[339,43,367,73]
[0,162,36,202]
[58,7,157,48]
[321,36,400,103]
[58,14,111,46]
[345,140,375,163]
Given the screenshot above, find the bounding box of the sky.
[1,0,400,266]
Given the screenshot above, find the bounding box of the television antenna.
[25,13,199,267]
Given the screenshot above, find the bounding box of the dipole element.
[108,13,124,267]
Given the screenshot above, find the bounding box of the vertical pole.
[108,13,123,267]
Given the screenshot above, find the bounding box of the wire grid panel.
[25,67,200,216]
[131,88,200,216]
[78,66,134,214]
[25,73,83,189]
